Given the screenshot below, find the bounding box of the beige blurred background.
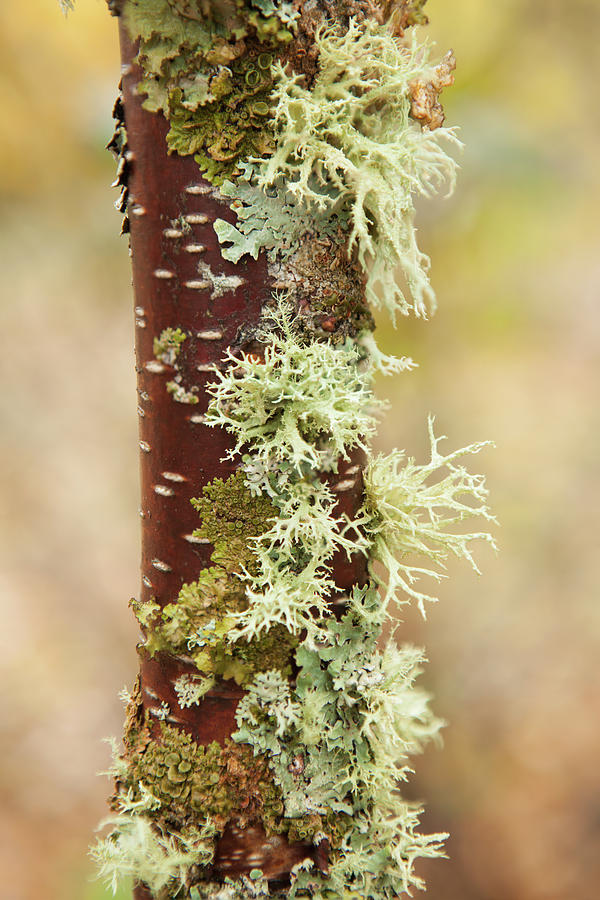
[1,1,598,898]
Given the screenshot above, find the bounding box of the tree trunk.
[117,12,367,894]
[92,2,493,897]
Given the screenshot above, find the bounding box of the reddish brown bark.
[117,20,367,895]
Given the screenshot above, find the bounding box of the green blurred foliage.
[1,1,598,899]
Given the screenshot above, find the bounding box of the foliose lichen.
[123,0,298,183]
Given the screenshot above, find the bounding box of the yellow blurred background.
[1,1,598,898]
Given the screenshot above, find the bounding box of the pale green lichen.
[154,326,187,365]
[166,379,200,404]
[206,295,381,473]
[362,416,497,615]
[249,19,460,321]
[91,813,215,897]
[232,471,368,637]
[235,593,447,894]
[213,172,346,264]
[174,674,216,707]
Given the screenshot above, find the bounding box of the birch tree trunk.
[92,1,494,897]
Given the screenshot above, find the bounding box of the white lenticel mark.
[185,184,209,195]
[184,213,208,224]
[139,441,151,452]
[333,478,357,492]
[152,558,172,573]
[184,280,210,290]
[196,330,223,340]
[167,716,183,726]
[144,360,166,373]
[173,654,197,666]
[196,364,216,372]
[189,414,207,424]
[134,306,145,317]
[162,472,186,482]
[345,465,361,475]
[137,406,145,417]
[163,228,183,239]
[142,576,153,588]
[154,485,175,497]
[184,244,206,254]
[153,268,175,279]
[184,534,210,544]
[131,204,146,217]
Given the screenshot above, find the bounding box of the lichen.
[91,807,215,897]
[362,416,497,615]
[116,717,302,842]
[154,326,187,365]
[191,470,277,568]
[123,0,298,183]
[206,295,381,473]
[166,379,200,404]
[136,471,297,682]
[234,594,447,894]
[249,19,460,320]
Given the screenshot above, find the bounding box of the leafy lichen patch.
[123,0,298,183]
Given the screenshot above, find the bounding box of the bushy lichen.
[206,295,381,473]
[362,416,497,614]
[246,19,460,320]
[235,592,447,895]
[92,814,215,897]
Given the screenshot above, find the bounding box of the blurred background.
[0,0,598,898]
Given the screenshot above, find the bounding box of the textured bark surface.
[118,22,368,894]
